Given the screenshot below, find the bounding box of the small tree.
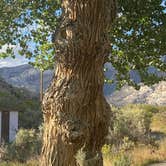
[30,43,54,101]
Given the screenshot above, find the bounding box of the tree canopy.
[0,0,165,87]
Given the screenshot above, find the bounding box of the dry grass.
[151,112,166,134]
[0,159,39,166]
[131,139,166,166]
[103,139,166,166]
[104,157,112,166]
[130,111,166,166]
[103,107,166,166]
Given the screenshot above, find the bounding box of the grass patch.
[131,139,166,166]
[103,104,166,166]
[0,160,39,166]
[151,112,166,134]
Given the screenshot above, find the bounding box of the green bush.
[5,129,42,162]
[108,105,153,147]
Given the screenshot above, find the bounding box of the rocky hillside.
[107,81,166,106]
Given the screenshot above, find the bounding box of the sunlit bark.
[41,0,117,165]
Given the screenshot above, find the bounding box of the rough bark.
[41,0,117,166]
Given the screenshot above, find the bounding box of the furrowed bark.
[41,0,117,165]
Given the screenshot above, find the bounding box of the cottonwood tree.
[0,0,166,165]
[41,1,117,165]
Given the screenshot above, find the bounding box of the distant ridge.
[0,64,53,94]
[0,64,165,106]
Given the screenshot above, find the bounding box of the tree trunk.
[41,0,117,165]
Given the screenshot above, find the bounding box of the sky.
[0,44,29,68]
[0,55,28,68]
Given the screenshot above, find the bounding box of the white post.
[9,112,18,142]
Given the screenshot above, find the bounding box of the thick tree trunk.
[41,0,117,166]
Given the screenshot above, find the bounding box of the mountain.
[106,81,166,106]
[0,64,53,95]
[0,64,165,106]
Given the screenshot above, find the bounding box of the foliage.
[29,43,55,71]
[151,111,166,132]
[0,0,165,85]
[0,143,8,162]
[109,0,166,87]
[75,146,103,166]
[0,0,61,69]
[3,129,41,162]
[108,105,153,147]
[103,139,166,166]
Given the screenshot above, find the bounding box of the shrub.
[112,153,131,166]
[103,105,166,166]
[108,105,153,147]
[0,143,8,162]
[5,129,42,162]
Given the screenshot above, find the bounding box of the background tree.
[30,43,54,101]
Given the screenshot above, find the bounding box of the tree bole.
[41,0,117,165]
